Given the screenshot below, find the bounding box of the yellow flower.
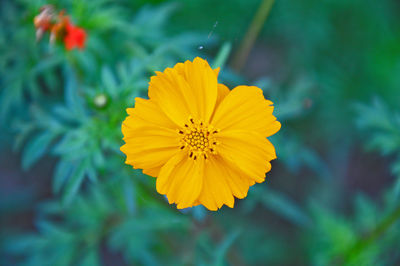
[121,57,281,211]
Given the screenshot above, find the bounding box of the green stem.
[337,204,400,263]
[231,0,275,72]
[213,42,232,69]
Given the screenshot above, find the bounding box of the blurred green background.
[1,0,400,265]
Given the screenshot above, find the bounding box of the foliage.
[356,99,400,193]
[4,176,190,265]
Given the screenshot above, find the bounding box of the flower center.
[178,117,219,160]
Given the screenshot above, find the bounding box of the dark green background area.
[1,0,400,265]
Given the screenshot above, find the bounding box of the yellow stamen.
[179,118,219,160]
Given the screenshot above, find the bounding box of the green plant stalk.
[231,0,275,71]
[213,42,232,69]
[339,204,400,263]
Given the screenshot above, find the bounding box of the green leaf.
[2,234,39,254]
[64,67,86,116]
[259,188,312,227]
[134,3,177,31]
[13,122,35,152]
[22,131,57,170]
[214,230,241,266]
[53,131,88,156]
[393,178,400,198]
[62,161,87,205]
[123,176,136,214]
[30,56,63,76]
[101,66,118,97]
[80,248,100,266]
[53,160,73,194]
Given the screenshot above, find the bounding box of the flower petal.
[213,67,220,77]
[196,156,236,210]
[120,130,179,171]
[121,99,180,173]
[148,68,192,126]
[176,57,218,123]
[142,167,160,178]
[216,83,230,108]
[216,130,276,183]
[149,57,218,126]
[156,153,204,209]
[211,85,281,137]
[127,98,176,130]
[215,155,254,199]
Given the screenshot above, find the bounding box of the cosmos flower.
[49,11,69,44]
[121,57,281,211]
[33,6,86,51]
[64,22,87,50]
[33,5,54,41]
